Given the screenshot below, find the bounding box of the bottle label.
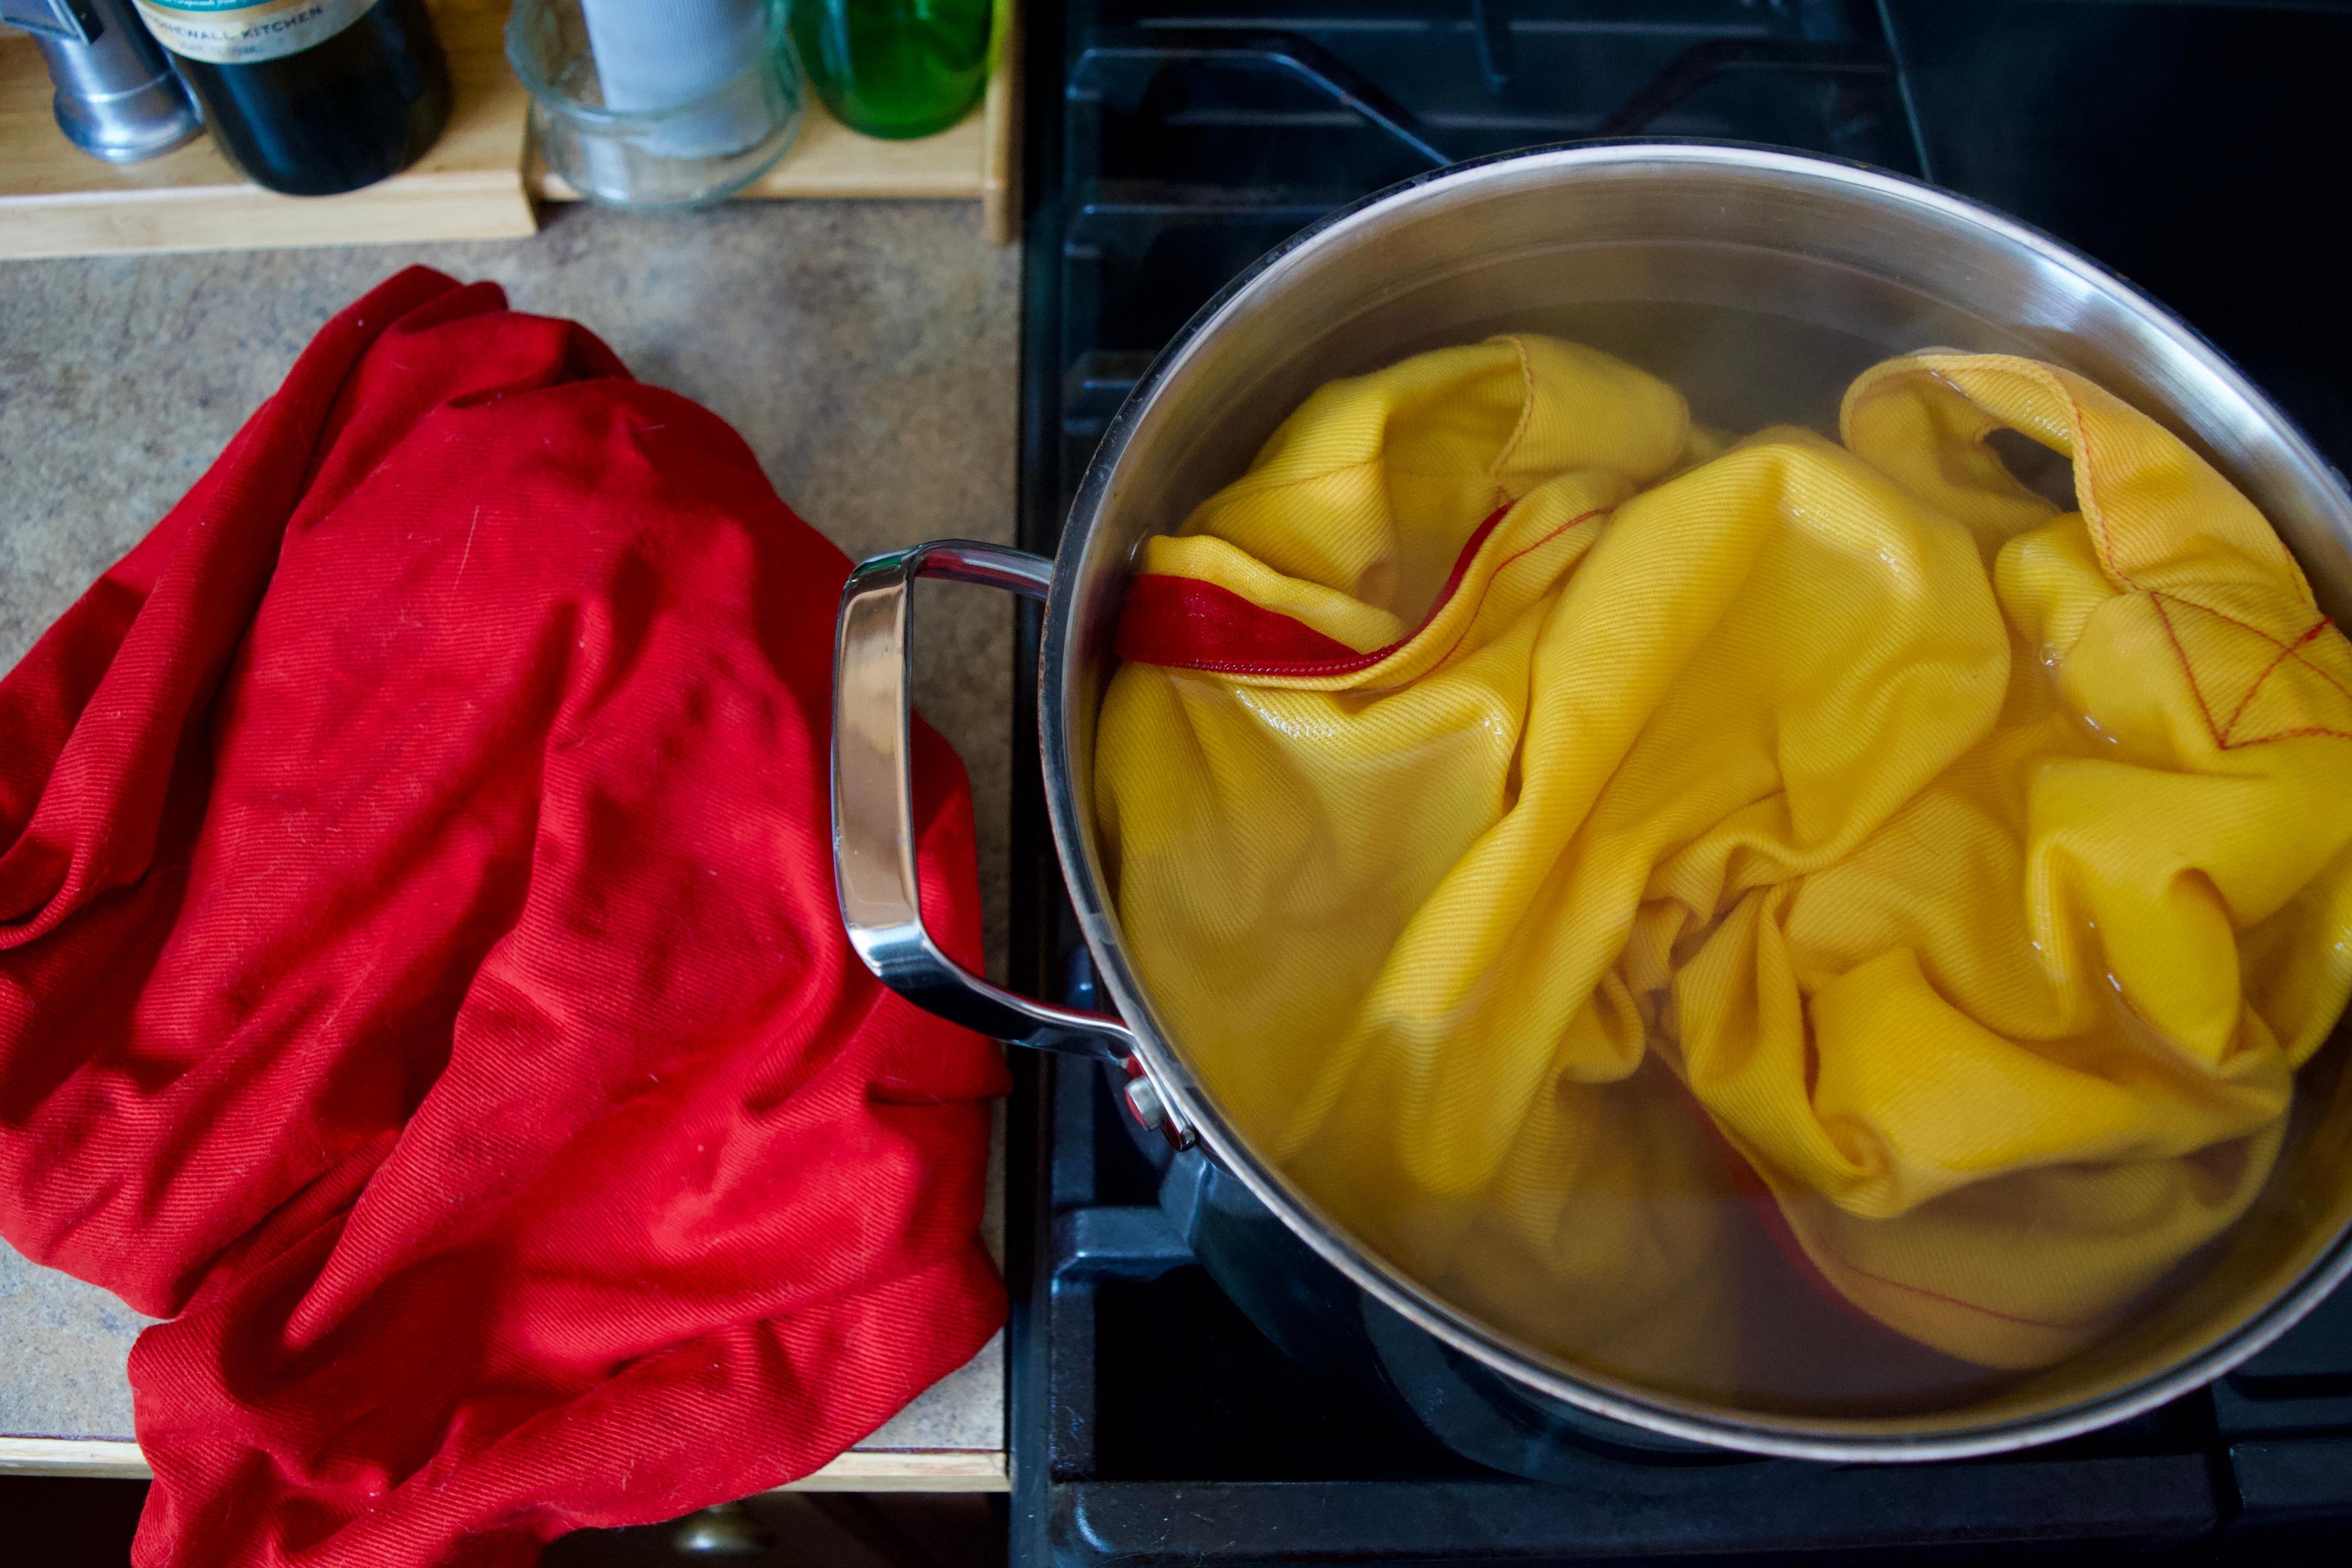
[132,0,378,66]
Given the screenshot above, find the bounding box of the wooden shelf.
[0,0,535,261]
[0,0,1020,260]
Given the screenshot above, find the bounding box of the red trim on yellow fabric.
[1116,503,1609,678]
[1114,575,1366,671]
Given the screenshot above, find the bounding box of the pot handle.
[832,540,1138,1064]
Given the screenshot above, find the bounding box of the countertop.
[0,200,1021,1490]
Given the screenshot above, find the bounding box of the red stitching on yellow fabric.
[2237,725,2352,744]
[2002,364,2352,746]
[2053,370,2141,593]
[2149,593,2227,745]
[2221,635,2307,745]
[1420,507,1606,677]
[2270,624,2350,710]
[2150,595,2352,748]
[2162,593,2301,650]
[2159,598,2352,707]
[1829,1254,2093,1333]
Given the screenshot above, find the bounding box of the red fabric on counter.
[0,268,1009,1568]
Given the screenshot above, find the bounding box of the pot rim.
[1037,137,2352,1460]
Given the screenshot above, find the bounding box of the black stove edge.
[1052,1460,2221,1564]
[1009,2,1075,1562]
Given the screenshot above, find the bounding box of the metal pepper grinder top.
[1,0,203,164]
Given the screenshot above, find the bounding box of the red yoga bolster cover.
[0,268,1008,1567]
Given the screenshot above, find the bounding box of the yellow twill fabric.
[1093,336,2352,1377]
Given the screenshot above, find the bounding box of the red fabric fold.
[1112,506,1513,677]
[1114,574,1366,672]
[0,268,1008,1568]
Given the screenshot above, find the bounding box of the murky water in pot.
[1091,295,2352,1418]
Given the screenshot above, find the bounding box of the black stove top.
[1005,4,2352,1563]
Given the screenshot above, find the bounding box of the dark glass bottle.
[141,0,450,196]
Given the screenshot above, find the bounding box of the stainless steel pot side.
[832,142,2352,1461]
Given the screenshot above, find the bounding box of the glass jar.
[509,0,807,210]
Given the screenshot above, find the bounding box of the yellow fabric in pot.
[1093,336,2352,1376]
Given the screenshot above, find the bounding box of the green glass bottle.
[789,0,993,140]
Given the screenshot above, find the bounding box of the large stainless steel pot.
[832,142,2352,1462]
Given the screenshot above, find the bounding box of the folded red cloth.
[0,269,1008,1567]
